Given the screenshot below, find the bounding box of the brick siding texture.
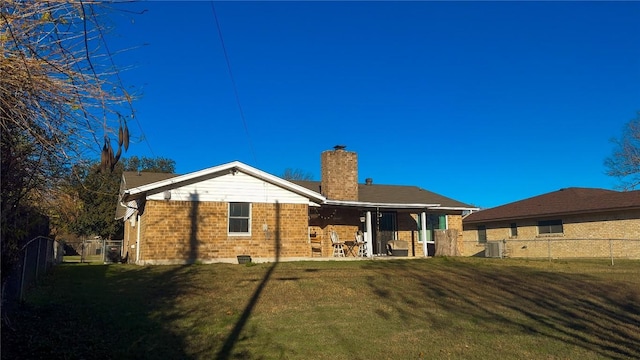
[129,202,468,262]
[461,210,640,258]
[321,149,358,201]
[138,200,309,262]
[395,213,422,256]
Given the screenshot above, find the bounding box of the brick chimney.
[321,145,358,201]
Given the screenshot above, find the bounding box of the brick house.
[462,187,640,259]
[116,147,477,264]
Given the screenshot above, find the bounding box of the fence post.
[547,238,551,262]
[19,246,28,301]
[35,238,42,280]
[609,239,614,266]
[46,239,52,269]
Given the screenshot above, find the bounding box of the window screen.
[229,202,250,234]
[538,220,563,234]
[510,223,518,237]
[478,225,487,243]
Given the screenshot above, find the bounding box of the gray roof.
[115,171,179,219]
[121,171,179,189]
[292,180,473,208]
[115,171,474,220]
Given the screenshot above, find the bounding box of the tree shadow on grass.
[214,201,283,360]
[1,263,208,360]
[363,259,640,360]
[2,198,285,360]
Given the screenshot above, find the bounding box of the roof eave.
[464,205,640,224]
[123,161,326,203]
[433,206,480,212]
[323,199,440,209]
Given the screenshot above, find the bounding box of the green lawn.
[3,258,639,359]
[63,254,104,263]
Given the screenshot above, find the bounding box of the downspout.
[136,214,141,264]
[119,197,141,264]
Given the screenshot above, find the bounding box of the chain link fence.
[479,238,640,264]
[62,238,123,264]
[2,237,64,304]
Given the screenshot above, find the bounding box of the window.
[510,223,518,237]
[229,202,251,235]
[477,225,487,243]
[418,214,446,242]
[538,219,563,234]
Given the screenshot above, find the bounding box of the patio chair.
[310,233,322,257]
[330,230,345,257]
[355,231,367,257]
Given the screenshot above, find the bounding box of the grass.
[3,257,639,359]
[63,255,104,263]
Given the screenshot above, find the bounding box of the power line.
[97,5,157,158]
[210,1,258,165]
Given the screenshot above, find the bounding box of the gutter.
[323,199,441,209]
[118,196,140,221]
[322,200,478,212]
[434,206,480,212]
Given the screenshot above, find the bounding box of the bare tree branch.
[605,112,640,190]
[1,0,137,290]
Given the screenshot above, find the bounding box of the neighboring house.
[462,187,640,259]
[116,147,477,264]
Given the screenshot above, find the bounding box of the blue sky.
[108,1,639,208]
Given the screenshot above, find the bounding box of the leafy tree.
[62,157,176,240]
[122,156,176,173]
[282,168,314,181]
[605,112,640,190]
[69,162,124,239]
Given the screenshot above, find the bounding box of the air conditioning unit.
[485,241,504,258]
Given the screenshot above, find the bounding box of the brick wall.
[448,215,464,255]
[462,210,640,258]
[397,213,420,256]
[137,200,309,263]
[321,149,358,201]
[122,216,135,262]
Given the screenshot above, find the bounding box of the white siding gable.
[146,172,310,204]
[124,200,137,220]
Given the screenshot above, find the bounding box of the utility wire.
[210,1,258,165]
[91,5,157,158]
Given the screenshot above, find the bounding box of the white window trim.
[418,214,446,243]
[228,202,251,236]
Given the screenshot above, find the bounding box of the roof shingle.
[464,187,640,224]
[292,180,473,208]
[115,171,179,219]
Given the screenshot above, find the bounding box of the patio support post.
[420,212,428,257]
[365,211,373,257]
